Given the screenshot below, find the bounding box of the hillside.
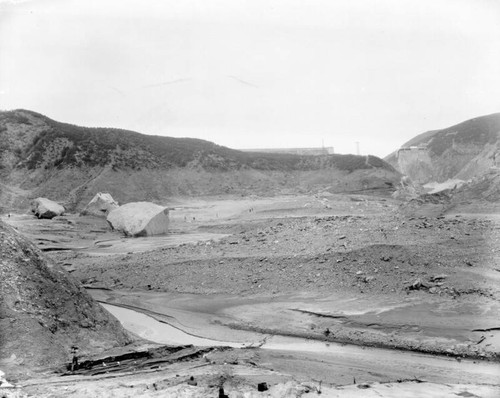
[385,113,500,184]
[0,110,400,211]
[0,220,132,377]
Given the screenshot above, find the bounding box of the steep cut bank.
[385,113,500,184]
[0,109,400,211]
[0,220,132,378]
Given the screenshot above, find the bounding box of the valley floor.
[2,193,500,397]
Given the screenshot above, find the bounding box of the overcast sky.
[1,0,499,157]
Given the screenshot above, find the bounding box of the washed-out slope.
[385,113,500,183]
[0,220,131,377]
[0,109,400,211]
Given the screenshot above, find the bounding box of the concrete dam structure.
[396,146,434,184]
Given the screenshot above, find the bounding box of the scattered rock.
[429,274,447,282]
[31,197,65,219]
[81,192,119,217]
[257,382,269,392]
[407,278,428,291]
[107,202,169,237]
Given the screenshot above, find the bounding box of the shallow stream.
[102,302,500,385]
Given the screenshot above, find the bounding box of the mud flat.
[4,193,500,396]
[19,295,500,397]
[99,299,500,385]
[90,287,500,361]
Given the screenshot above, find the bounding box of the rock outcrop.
[31,197,65,219]
[81,192,119,217]
[0,220,131,377]
[107,202,169,237]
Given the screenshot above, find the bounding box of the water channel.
[102,302,500,385]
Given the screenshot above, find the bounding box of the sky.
[1,0,499,157]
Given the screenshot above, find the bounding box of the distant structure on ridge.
[242,147,335,156]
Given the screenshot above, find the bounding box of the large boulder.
[81,192,119,217]
[107,202,169,237]
[31,197,65,219]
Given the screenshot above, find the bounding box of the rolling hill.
[0,110,400,211]
[385,113,500,184]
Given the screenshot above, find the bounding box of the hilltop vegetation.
[0,109,399,211]
[1,109,394,173]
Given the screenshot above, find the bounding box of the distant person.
[70,346,79,372]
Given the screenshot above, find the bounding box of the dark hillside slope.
[0,220,131,377]
[385,113,500,183]
[0,110,400,210]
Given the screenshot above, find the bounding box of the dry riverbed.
[3,193,500,396]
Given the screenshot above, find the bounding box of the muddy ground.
[2,193,500,397]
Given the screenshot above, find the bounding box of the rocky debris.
[0,386,27,398]
[429,274,447,283]
[8,195,500,377]
[453,168,500,203]
[31,197,65,219]
[392,177,425,201]
[0,370,24,397]
[0,220,131,377]
[107,202,169,237]
[257,382,269,391]
[0,371,13,388]
[80,192,119,217]
[66,346,224,376]
[406,274,450,293]
[398,191,454,218]
[407,279,428,291]
[56,204,498,300]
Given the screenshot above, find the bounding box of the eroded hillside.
[0,220,132,377]
[0,110,400,211]
[385,113,500,184]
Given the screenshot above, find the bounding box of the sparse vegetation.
[426,115,500,156]
[0,109,400,210]
[2,109,395,173]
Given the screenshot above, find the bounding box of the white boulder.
[31,197,65,219]
[107,202,169,237]
[81,192,119,217]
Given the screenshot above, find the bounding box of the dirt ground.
[2,192,500,397]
